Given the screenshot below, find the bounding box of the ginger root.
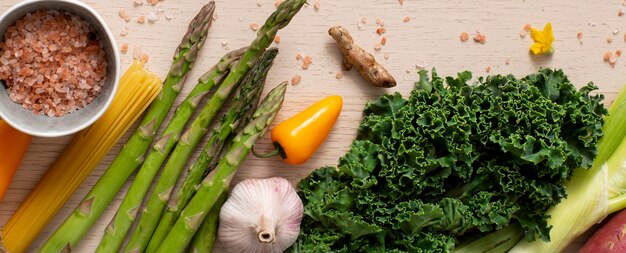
[328,26,396,88]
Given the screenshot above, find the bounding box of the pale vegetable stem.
[146,48,278,252]
[94,48,245,253]
[156,82,288,253]
[38,3,216,252]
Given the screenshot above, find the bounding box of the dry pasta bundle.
[0,61,162,253]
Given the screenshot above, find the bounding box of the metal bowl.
[0,0,120,137]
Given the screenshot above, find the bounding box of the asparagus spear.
[92,48,247,253]
[124,47,280,252]
[157,82,288,253]
[189,192,228,253]
[38,3,216,252]
[146,48,278,252]
[125,0,305,249]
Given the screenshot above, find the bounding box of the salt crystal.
[291,75,302,85]
[148,13,159,23]
[133,46,142,60]
[614,28,620,35]
[313,1,321,11]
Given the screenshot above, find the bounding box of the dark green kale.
[291,69,607,253]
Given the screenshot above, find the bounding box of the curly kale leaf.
[293,68,607,253]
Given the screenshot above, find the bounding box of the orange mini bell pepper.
[259,95,342,165]
[0,119,31,200]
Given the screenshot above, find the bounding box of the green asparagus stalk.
[125,0,305,249]
[92,48,246,253]
[38,3,216,252]
[124,47,281,252]
[157,82,288,253]
[189,192,228,253]
[146,48,278,252]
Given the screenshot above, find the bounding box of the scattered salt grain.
[120,29,128,37]
[610,54,619,66]
[148,12,159,23]
[133,46,142,60]
[239,17,245,22]
[335,72,344,79]
[374,43,383,51]
[361,17,368,24]
[405,69,410,73]
[257,1,262,7]
[519,31,527,39]
[604,51,612,61]
[291,75,301,85]
[157,8,164,13]
[121,43,129,53]
[302,56,313,70]
[314,1,321,11]
[375,17,384,26]
[383,52,390,60]
[473,32,486,44]
[134,0,144,6]
[607,36,614,44]
[402,16,410,23]
[165,13,173,20]
[376,27,386,35]
[614,28,620,35]
[415,60,426,69]
[250,23,259,31]
[460,32,469,41]
[119,9,131,22]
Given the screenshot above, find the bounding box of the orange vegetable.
[259,95,342,165]
[0,119,31,200]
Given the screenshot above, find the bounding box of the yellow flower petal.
[530,43,544,54]
[529,23,554,55]
[543,23,554,44]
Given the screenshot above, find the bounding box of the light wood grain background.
[1,0,623,252]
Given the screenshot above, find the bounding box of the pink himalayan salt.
[0,10,107,117]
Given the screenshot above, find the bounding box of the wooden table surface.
[1,0,623,252]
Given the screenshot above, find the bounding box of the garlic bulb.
[218,177,304,253]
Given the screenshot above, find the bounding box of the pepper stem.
[251,142,287,159]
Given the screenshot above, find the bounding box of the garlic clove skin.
[218,177,304,253]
